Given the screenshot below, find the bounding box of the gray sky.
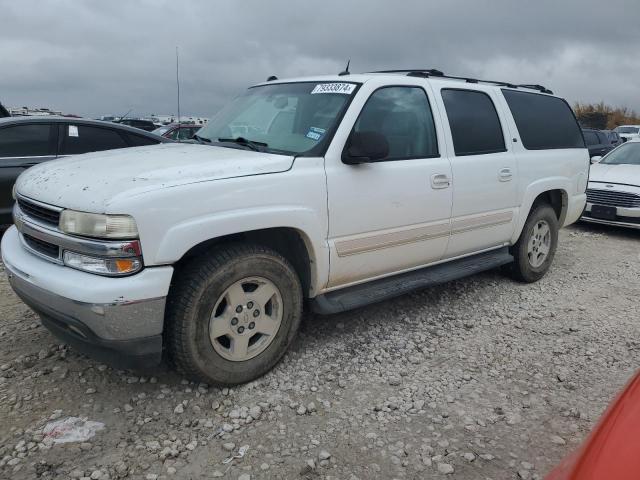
[2,0,639,118]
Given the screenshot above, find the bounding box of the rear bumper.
[2,226,173,369]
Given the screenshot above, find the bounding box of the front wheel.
[166,244,303,385]
[508,205,559,283]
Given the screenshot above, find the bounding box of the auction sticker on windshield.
[311,83,356,94]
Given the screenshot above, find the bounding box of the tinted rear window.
[441,89,505,156]
[502,90,584,150]
[62,125,128,155]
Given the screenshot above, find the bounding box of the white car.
[2,70,588,385]
[614,125,640,142]
[582,140,640,229]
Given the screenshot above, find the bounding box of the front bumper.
[2,226,173,369]
[581,202,640,230]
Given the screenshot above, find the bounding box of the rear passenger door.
[435,88,518,258]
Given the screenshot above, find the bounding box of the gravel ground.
[1,223,639,480]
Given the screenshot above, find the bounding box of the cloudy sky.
[1,0,639,118]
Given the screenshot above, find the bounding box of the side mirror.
[590,156,602,164]
[342,131,389,165]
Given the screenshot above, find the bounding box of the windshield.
[196,82,358,155]
[600,142,640,165]
[614,126,639,134]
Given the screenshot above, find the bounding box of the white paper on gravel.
[42,417,105,443]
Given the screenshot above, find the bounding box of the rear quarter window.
[502,89,584,150]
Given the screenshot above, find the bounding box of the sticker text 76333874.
[311,83,356,95]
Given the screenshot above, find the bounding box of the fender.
[153,206,329,296]
[511,177,570,244]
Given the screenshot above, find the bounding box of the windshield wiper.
[217,137,268,152]
[192,134,211,144]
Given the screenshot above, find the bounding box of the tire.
[165,244,303,385]
[508,204,559,283]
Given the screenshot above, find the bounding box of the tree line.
[574,102,640,130]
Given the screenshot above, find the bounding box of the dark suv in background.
[0,116,168,224]
[582,128,614,157]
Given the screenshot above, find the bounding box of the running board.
[311,247,513,315]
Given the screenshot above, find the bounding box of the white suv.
[2,70,588,385]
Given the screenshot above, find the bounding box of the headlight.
[63,251,142,276]
[59,210,138,239]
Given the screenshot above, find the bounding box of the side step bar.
[311,247,513,315]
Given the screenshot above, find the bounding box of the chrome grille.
[17,197,61,227]
[23,233,60,259]
[586,189,640,208]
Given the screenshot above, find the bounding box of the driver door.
[324,82,453,288]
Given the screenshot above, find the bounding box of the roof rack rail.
[368,69,552,94]
[517,84,554,94]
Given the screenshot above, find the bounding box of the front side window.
[351,86,438,160]
[441,89,506,156]
[0,124,52,158]
[502,89,584,150]
[62,125,128,155]
[600,142,640,165]
[196,82,358,155]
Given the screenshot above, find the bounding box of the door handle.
[431,173,451,189]
[498,167,513,182]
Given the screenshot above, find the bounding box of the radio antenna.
[339,59,351,76]
[175,46,181,140]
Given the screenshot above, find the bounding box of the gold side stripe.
[334,210,514,257]
[335,222,449,257]
[450,211,513,235]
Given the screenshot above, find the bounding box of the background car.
[582,128,614,157]
[152,123,200,141]
[602,129,623,147]
[0,116,169,224]
[545,370,640,480]
[114,118,157,132]
[614,125,640,142]
[581,140,640,229]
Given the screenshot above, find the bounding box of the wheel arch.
[511,180,569,244]
[171,227,319,299]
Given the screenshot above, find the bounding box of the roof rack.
[368,69,553,94]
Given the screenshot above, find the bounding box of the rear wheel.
[508,205,559,283]
[166,244,303,385]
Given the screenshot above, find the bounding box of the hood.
[589,163,640,187]
[16,143,295,212]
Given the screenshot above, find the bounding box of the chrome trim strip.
[14,205,139,258]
